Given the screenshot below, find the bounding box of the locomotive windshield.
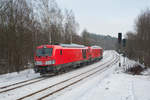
[36,48,53,56]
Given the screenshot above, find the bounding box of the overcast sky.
[57,0,150,37]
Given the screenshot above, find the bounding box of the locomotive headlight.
[51,60,55,64]
[45,60,55,65]
[35,61,42,65]
[45,61,51,65]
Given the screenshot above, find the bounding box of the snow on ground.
[0,50,110,87]
[142,68,150,75]
[0,50,150,100]
[0,69,40,87]
[52,53,150,100]
[0,51,113,100]
[53,70,150,100]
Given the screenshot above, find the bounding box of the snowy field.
[53,53,150,100]
[0,50,150,100]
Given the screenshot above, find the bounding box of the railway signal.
[122,39,126,47]
[118,33,122,67]
[118,33,122,44]
[117,33,127,67]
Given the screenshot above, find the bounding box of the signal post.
[118,33,126,67]
[118,33,122,67]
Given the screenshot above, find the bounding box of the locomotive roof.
[37,44,102,49]
[37,45,60,48]
[91,45,102,49]
[37,44,86,49]
[60,43,86,48]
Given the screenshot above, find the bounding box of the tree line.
[0,0,88,74]
[125,9,150,67]
[81,29,117,50]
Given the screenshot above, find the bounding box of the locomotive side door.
[82,49,86,59]
[60,49,63,64]
[88,48,91,59]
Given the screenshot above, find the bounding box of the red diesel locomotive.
[34,44,103,74]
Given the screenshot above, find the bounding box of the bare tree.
[126,9,150,67]
[0,0,82,74]
[64,9,79,44]
[81,29,91,46]
[38,0,64,44]
[0,0,41,74]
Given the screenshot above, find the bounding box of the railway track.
[0,51,111,95]
[0,77,42,89]
[0,77,49,94]
[0,52,108,93]
[17,53,119,100]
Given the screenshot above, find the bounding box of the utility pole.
[48,30,51,44]
[47,16,51,45]
[70,29,72,44]
[70,33,72,44]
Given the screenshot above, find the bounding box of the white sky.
[57,0,150,37]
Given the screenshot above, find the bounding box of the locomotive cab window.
[36,48,53,57]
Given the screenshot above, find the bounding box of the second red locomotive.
[34,44,103,75]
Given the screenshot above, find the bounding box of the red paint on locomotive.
[34,44,103,74]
